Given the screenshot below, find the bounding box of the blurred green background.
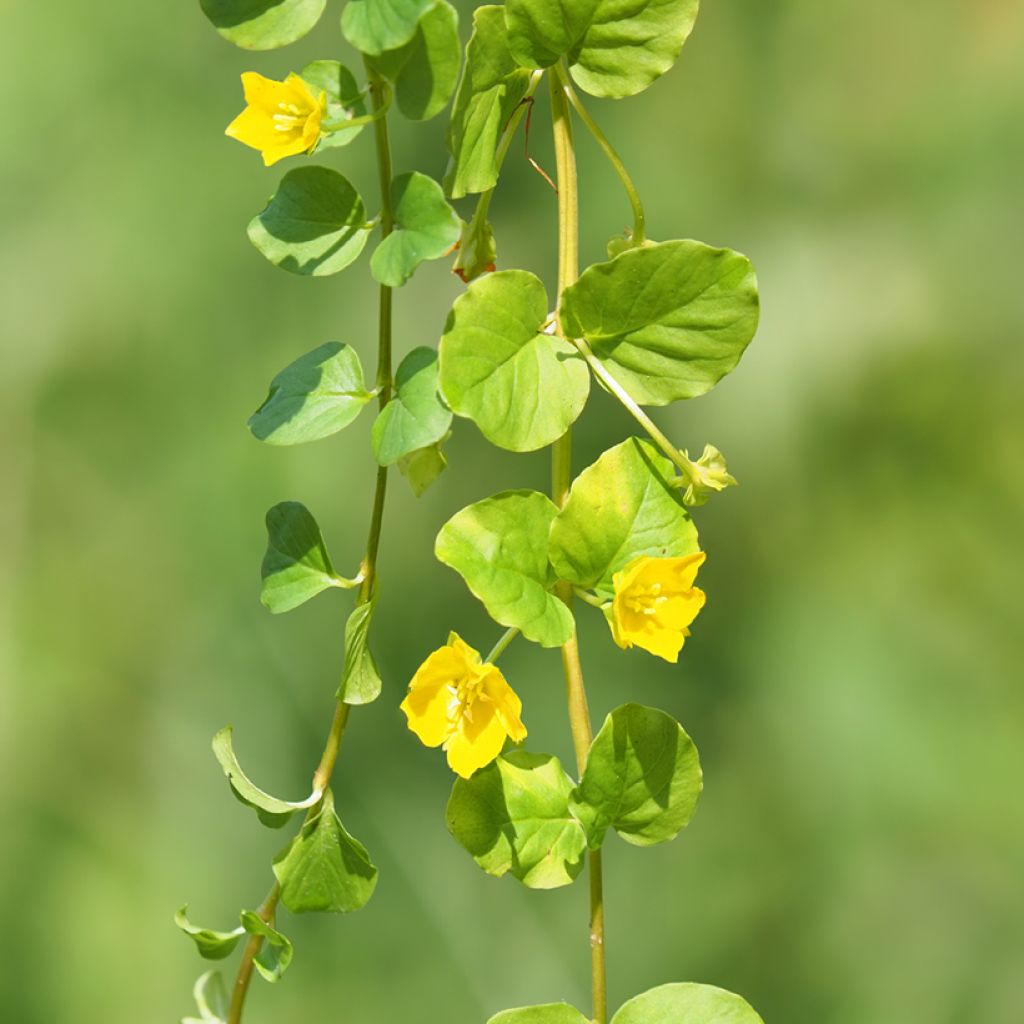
[2,1,1022,1021]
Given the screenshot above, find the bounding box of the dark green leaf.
[436,491,574,647]
[505,0,600,68]
[444,5,533,198]
[248,167,372,277]
[341,0,435,56]
[371,173,461,287]
[611,983,765,1024]
[248,342,374,446]
[549,438,699,598]
[300,60,368,148]
[571,704,702,848]
[372,347,452,465]
[273,790,379,913]
[337,598,383,705]
[200,0,326,51]
[439,270,589,451]
[447,751,587,889]
[560,239,759,406]
[239,912,293,983]
[174,906,244,961]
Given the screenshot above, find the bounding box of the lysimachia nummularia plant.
[180,2,765,1023]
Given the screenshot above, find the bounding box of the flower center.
[272,102,306,133]
[625,582,667,617]
[446,674,490,727]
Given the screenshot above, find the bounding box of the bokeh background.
[2,1,1022,1021]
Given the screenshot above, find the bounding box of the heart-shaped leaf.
[201,0,326,51]
[505,0,600,68]
[372,347,452,465]
[341,0,435,56]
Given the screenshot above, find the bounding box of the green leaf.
[212,726,321,828]
[182,970,228,1024]
[549,438,699,598]
[248,167,372,277]
[248,342,374,446]
[571,704,702,849]
[569,0,700,99]
[368,1,461,121]
[273,790,379,913]
[175,907,244,961]
[611,983,765,1024]
[239,912,293,983]
[337,598,383,705]
[452,213,497,282]
[341,0,435,56]
[200,0,326,51]
[446,751,587,889]
[398,442,448,495]
[439,270,590,451]
[300,60,368,148]
[561,239,759,406]
[372,347,452,465]
[436,491,574,647]
[260,502,354,614]
[445,5,533,198]
[505,0,600,68]
[488,1006,591,1024]
[371,173,461,287]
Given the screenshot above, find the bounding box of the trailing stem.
[225,63,397,1024]
[549,68,609,1024]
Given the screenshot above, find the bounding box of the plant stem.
[555,65,645,246]
[550,67,608,1024]
[225,64,397,1024]
[486,626,520,664]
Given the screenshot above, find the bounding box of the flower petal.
[445,703,506,779]
[483,669,526,744]
[400,679,450,748]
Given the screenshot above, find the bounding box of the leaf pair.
[447,704,702,889]
[177,908,292,981]
[488,983,764,1024]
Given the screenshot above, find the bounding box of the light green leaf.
[436,491,574,647]
[372,348,452,465]
[182,970,227,1024]
[260,502,355,614]
[398,442,448,495]
[248,167,372,277]
[561,239,759,406]
[611,983,765,1024]
[571,704,702,849]
[549,438,699,598]
[371,173,461,287]
[447,751,587,889]
[337,598,383,705]
[569,0,700,99]
[273,790,379,913]
[368,1,461,120]
[505,0,600,68]
[175,907,244,961]
[341,0,435,55]
[445,5,533,198]
[248,342,374,446]
[212,726,321,828]
[488,1006,591,1024]
[239,912,293,983]
[439,270,590,451]
[300,60,368,148]
[452,213,497,282]
[200,0,326,51]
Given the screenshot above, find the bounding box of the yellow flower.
[400,633,527,779]
[610,553,707,663]
[225,72,326,166]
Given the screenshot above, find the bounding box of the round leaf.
[439,270,590,451]
[436,490,575,648]
[273,791,379,913]
[300,60,368,148]
[611,983,765,1024]
[371,347,452,466]
[560,239,759,406]
[571,704,702,848]
[505,0,601,68]
[248,167,371,277]
[371,172,461,287]
[341,0,435,56]
[569,0,700,99]
[489,1006,590,1024]
[549,438,699,598]
[447,751,587,889]
[248,342,374,446]
[200,0,326,51]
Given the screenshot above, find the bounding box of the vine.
[181,3,764,1024]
